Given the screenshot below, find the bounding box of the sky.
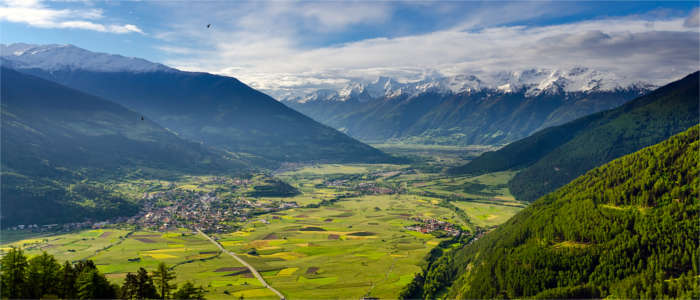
[1,0,699,99]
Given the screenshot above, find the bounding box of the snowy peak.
[292,89,339,103]
[285,67,654,103]
[1,43,173,73]
[365,76,403,98]
[489,67,636,96]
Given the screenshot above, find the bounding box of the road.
[196,228,286,299]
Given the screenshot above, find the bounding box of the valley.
[1,8,698,297]
[1,146,525,299]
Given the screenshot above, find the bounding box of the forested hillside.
[450,72,699,202]
[432,125,699,298]
[1,68,246,227]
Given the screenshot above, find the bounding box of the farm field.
[372,144,497,168]
[214,194,461,299]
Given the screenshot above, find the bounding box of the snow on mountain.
[284,67,655,103]
[1,43,173,73]
[1,43,652,102]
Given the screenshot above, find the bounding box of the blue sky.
[1,1,699,98]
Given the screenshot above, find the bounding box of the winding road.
[196,228,285,299]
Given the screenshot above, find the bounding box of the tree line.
[1,248,206,299]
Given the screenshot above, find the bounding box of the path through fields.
[196,228,285,299]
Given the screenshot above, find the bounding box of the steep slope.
[403,125,698,299]
[284,69,651,145]
[446,124,699,298]
[451,72,699,201]
[1,44,391,164]
[1,68,246,226]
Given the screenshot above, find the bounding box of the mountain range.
[1,68,248,226]
[0,43,393,165]
[450,71,700,202]
[283,68,654,145]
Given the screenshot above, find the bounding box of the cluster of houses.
[357,182,397,195]
[404,217,463,236]
[129,189,298,233]
[325,179,350,187]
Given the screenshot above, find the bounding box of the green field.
[214,194,459,299]
[372,143,497,170]
[2,153,525,299]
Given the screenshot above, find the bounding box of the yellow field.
[277,268,299,276]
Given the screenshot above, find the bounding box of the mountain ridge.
[286,84,648,145]
[1,43,395,165]
[1,43,174,73]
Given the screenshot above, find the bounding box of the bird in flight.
[206,24,211,28]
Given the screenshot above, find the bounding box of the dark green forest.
[406,124,699,298]
[0,248,205,299]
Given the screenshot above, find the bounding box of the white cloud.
[160,9,699,99]
[0,0,144,34]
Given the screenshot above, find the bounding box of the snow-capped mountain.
[284,67,662,146]
[283,67,655,103]
[1,43,173,73]
[1,43,391,164]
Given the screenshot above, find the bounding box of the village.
[128,188,299,233]
[404,217,463,237]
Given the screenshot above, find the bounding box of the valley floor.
[1,145,526,299]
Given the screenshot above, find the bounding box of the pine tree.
[59,260,78,299]
[26,251,61,298]
[0,247,28,299]
[136,267,159,299]
[173,281,206,300]
[152,262,176,299]
[76,268,116,299]
[121,272,140,299]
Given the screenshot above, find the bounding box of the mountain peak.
[1,43,173,73]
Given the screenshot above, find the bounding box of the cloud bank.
[161,6,699,99]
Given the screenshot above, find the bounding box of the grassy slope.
[447,124,699,298]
